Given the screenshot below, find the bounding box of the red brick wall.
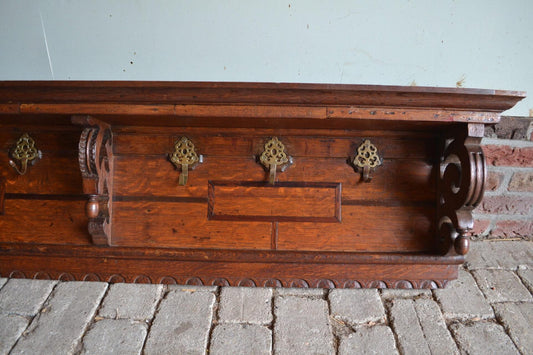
[470,116,533,241]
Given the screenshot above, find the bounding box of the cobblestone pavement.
[0,241,532,354]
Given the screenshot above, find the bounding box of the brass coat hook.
[259,137,292,185]
[9,133,42,175]
[169,136,202,186]
[352,139,382,182]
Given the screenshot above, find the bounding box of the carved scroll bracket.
[72,115,114,246]
[438,123,485,256]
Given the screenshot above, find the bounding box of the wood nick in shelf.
[0,81,525,288]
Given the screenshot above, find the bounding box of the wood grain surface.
[0,81,523,287]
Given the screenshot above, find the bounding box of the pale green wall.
[0,0,531,115]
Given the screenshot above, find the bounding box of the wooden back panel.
[111,128,438,252]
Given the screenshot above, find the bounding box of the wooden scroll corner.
[72,115,114,246]
[437,123,485,256]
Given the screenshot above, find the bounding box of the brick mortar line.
[411,297,435,354]
[487,270,527,355]
[484,190,533,197]
[472,220,495,238]
[268,288,275,354]
[486,166,533,172]
[485,168,533,195]
[74,282,111,355]
[382,299,404,355]
[6,281,62,354]
[485,169,514,195]
[324,289,341,354]
[271,291,278,354]
[473,213,533,221]
[527,123,533,142]
[482,138,533,148]
[205,286,221,354]
[376,289,404,353]
[140,285,172,355]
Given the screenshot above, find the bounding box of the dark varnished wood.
[0,81,525,288]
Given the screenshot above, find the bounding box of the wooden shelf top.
[0,81,525,125]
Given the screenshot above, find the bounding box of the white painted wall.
[0,0,531,115]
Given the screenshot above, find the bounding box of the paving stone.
[451,322,520,355]
[465,241,501,269]
[0,314,29,354]
[329,289,385,324]
[517,267,533,293]
[81,319,147,355]
[380,288,431,300]
[276,287,325,297]
[472,269,533,303]
[98,283,163,321]
[10,281,107,355]
[498,242,533,269]
[219,287,272,325]
[433,269,494,320]
[466,241,533,270]
[493,302,533,354]
[0,278,7,289]
[339,325,398,355]
[0,279,57,316]
[209,323,271,355]
[144,290,215,354]
[274,296,334,354]
[388,298,458,355]
[168,284,218,293]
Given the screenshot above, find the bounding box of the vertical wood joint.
[271,222,279,250]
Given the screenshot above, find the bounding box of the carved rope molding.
[72,116,114,245]
[438,123,486,256]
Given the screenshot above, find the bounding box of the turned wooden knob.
[454,236,470,255]
[86,196,100,218]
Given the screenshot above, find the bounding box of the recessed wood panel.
[112,201,272,250]
[0,199,89,244]
[208,181,341,222]
[278,205,435,253]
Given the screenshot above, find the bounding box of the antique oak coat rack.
[0,82,525,288]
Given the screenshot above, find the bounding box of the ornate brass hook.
[259,137,292,185]
[352,139,382,182]
[9,133,41,175]
[169,136,202,186]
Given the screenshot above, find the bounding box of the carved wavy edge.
[1,271,449,289]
